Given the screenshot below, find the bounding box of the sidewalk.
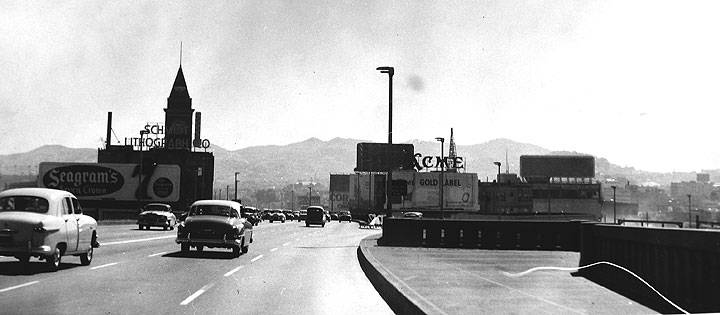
[358,234,656,314]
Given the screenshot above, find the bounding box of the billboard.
[520,155,595,179]
[330,174,354,211]
[38,162,181,202]
[391,171,477,209]
[355,143,415,172]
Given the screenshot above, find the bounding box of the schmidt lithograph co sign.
[38,162,181,202]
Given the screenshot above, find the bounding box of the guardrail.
[380,218,720,313]
[617,218,683,228]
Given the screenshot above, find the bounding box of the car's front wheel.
[46,247,61,271]
[181,244,190,252]
[80,247,93,266]
[232,246,241,257]
[197,245,204,252]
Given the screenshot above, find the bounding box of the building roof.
[169,66,190,99]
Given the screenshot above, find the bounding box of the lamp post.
[234,172,239,201]
[377,66,394,218]
[687,194,692,228]
[226,185,229,200]
[611,185,617,224]
[307,186,313,206]
[138,130,149,200]
[435,137,445,218]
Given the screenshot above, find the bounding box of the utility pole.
[611,186,617,224]
[377,66,394,218]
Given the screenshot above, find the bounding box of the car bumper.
[0,242,54,256]
[175,236,243,248]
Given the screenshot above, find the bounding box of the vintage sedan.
[269,210,286,223]
[0,188,100,270]
[176,200,253,257]
[338,211,352,222]
[137,203,177,230]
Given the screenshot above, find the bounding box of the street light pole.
[308,186,313,206]
[687,194,692,228]
[377,66,394,218]
[435,137,445,218]
[611,185,617,224]
[138,130,149,200]
[234,172,239,201]
[226,185,229,200]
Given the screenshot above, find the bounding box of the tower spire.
[180,41,183,66]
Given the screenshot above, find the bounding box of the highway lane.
[0,221,392,314]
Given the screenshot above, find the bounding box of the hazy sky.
[1,1,719,173]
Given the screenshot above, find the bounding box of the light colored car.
[137,203,177,230]
[176,200,253,257]
[270,210,286,223]
[0,188,99,270]
[338,211,352,222]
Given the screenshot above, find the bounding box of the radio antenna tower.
[448,128,457,170]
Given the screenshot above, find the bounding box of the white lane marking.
[90,262,119,270]
[282,242,290,246]
[0,281,39,293]
[103,235,176,246]
[251,254,263,262]
[224,266,244,277]
[148,251,167,257]
[270,248,278,252]
[180,283,214,306]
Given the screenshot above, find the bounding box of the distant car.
[261,210,272,221]
[176,200,253,257]
[0,188,99,270]
[298,210,307,221]
[137,203,177,230]
[324,210,331,222]
[293,210,301,221]
[330,212,339,221]
[402,211,423,218]
[270,210,286,223]
[283,210,295,221]
[242,206,261,226]
[338,211,352,222]
[306,206,327,227]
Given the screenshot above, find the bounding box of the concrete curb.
[357,235,427,315]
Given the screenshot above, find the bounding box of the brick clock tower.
[164,66,194,150]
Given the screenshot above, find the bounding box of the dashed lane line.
[180,283,214,306]
[90,262,119,270]
[251,255,263,262]
[224,266,244,277]
[270,248,278,252]
[148,251,168,257]
[282,242,290,246]
[103,235,176,246]
[0,281,39,293]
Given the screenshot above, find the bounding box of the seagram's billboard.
[38,162,181,202]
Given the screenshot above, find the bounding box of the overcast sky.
[1,1,719,173]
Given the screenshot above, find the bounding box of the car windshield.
[189,205,237,217]
[0,196,50,213]
[144,204,169,212]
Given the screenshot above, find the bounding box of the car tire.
[197,245,203,252]
[232,246,241,257]
[270,220,273,223]
[139,224,144,230]
[181,244,190,252]
[282,219,285,223]
[16,255,30,264]
[241,239,249,254]
[163,225,168,231]
[80,247,93,266]
[46,247,61,271]
[306,222,309,227]
[322,223,325,227]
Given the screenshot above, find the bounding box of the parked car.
[176,200,253,257]
[283,210,295,221]
[137,203,177,230]
[402,211,423,218]
[261,210,272,221]
[306,206,327,227]
[330,212,339,221]
[270,210,286,223]
[338,211,352,222]
[0,188,100,270]
[241,206,261,226]
[293,210,301,221]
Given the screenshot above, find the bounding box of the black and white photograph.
[1,1,719,314]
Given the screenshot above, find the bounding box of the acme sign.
[413,153,464,171]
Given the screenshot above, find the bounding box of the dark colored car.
[338,211,352,222]
[242,206,261,226]
[137,203,177,230]
[283,210,295,221]
[293,210,301,221]
[270,210,286,223]
[306,206,327,227]
[261,210,272,221]
[176,200,253,257]
[330,212,339,221]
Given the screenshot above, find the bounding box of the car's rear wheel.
[322,222,325,227]
[241,239,249,254]
[197,245,203,252]
[46,247,61,271]
[306,222,309,227]
[80,247,93,266]
[16,255,29,264]
[138,224,144,230]
[181,244,189,252]
[232,246,241,257]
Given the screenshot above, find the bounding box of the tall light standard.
[234,172,239,201]
[435,137,445,218]
[687,194,692,228]
[138,130,149,200]
[611,185,617,224]
[377,66,394,218]
[493,161,501,214]
[307,186,313,206]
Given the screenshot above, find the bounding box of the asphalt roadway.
[0,221,392,315]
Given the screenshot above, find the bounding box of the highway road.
[0,220,392,315]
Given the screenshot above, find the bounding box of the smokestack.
[193,112,201,147]
[106,112,112,149]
